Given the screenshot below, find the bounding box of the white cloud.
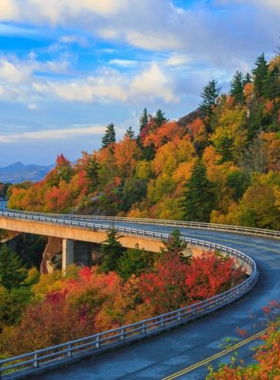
[0,125,106,143]
[166,54,191,67]
[0,60,31,83]
[27,103,38,110]
[130,63,179,103]
[0,0,19,21]
[109,59,137,67]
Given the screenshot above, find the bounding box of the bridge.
[0,209,279,378]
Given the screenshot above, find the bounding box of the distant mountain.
[0,162,54,184]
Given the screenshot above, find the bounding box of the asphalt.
[30,224,280,380]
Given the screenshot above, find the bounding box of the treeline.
[7,50,280,229]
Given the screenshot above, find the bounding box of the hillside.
[7,51,280,230]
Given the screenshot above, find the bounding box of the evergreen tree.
[154,109,168,127]
[181,161,215,222]
[161,229,191,264]
[244,73,252,85]
[125,126,135,139]
[253,53,269,98]
[139,108,148,132]
[263,66,280,102]
[200,80,221,116]
[85,155,100,193]
[101,123,116,149]
[0,245,28,290]
[230,71,245,104]
[117,244,155,280]
[99,226,125,273]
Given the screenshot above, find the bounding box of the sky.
[0,0,279,167]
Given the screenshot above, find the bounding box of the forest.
[6,52,280,231]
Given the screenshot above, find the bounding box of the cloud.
[0,125,106,143]
[0,0,19,21]
[130,63,179,103]
[27,103,38,110]
[0,60,32,83]
[109,59,137,67]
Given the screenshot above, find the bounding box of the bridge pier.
[62,239,92,271]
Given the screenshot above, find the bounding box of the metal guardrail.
[3,207,280,239]
[0,209,258,379]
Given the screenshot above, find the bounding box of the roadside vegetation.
[0,230,245,357]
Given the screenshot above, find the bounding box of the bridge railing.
[0,209,258,379]
[3,207,280,239]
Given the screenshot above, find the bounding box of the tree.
[139,108,148,133]
[85,155,100,193]
[181,160,215,222]
[200,80,221,116]
[125,126,135,139]
[101,123,116,149]
[99,227,125,273]
[161,229,190,264]
[230,71,245,104]
[253,53,269,98]
[154,109,168,127]
[0,245,28,290]
[117,245,155,280]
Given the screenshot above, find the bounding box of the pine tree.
[101,123,116,149]
[244,73,252,85]
[154,109,168,127]
[161,229,191,264]
[139,108,148,132]
[99,226,125,273]
[0,245,28,290]
[230,71,245,104]
[181,161,215,222]
[200,80,221,116]
[85,155,100,193]
[253,53,269,98]
[125,126,135,139]
[263,66,280,102]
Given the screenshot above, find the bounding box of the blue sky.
[0,0,279,167]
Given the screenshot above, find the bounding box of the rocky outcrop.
[40,237,62,274]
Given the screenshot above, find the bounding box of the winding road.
[1,209,279,379]
[31,222,280,379]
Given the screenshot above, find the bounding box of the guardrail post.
[33,353,39,368]
[141,322,146,334]
[67,344,72,357]
[95,336,100,349]
[120,328,125,341]
[160,317,165,327]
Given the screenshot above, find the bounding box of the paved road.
[32,224,280,380]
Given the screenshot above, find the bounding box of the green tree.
[139,108,148,133]
[85,155,100,193]
[200,80,221,116]
[117,245,155,280]
[263,66,280,102]
[125,126,135,139]
[102,123,116,149]
[230,71,245,104]
[253,53,269,98]
[181,161,215,222]
[154,109,168,127]
[99,227,125,273]
[161,229,190,264]
[0,245,28,290]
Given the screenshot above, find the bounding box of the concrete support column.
[74,241,92,266]
[62,238,74,272]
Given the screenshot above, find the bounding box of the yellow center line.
[162,328,269,380]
